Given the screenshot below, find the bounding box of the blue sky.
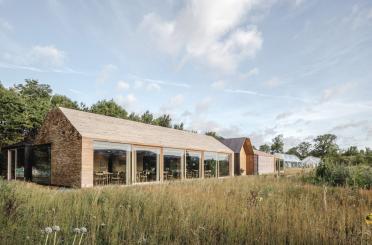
[1,0,372,149]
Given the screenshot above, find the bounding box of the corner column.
[81,137,94,187]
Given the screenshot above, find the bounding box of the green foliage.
[312,134,339,158]
[51,94,79,110]
[90,99,128,119]
[205,131,223,140]
[309,161,372,189]
[173,122,184,130]
[140,110,154,124]
[259,144,271,153]
[154,114,172,128]
[270,134,284,154]
[128,112,141,122]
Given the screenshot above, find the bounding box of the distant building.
[302,156,321,168]
[220,138,281,175]
[275,153,302,168]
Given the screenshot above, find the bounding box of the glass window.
[204,152,217,178]
[186,151,201,179]
[134,146,160,183]
[16,148,25,180]
[93,141,131,185]
[32,144,51,185]
[163,148,183,181]
[218,154,230,177]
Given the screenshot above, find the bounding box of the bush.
[311,162,372,189]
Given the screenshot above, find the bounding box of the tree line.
[0,79,185,147]
[257,134,372,165]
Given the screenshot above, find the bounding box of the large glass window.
[134,146,160,183]
[204,152,217,178]
[163,148,183,181]
[16,148,25,180]
[93,141,131,185]
[32,144,51,185]
[186,151,201,179]
[218,154,230,177]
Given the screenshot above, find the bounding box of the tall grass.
[0,176,372,244]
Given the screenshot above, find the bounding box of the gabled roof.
[275,153,301,162]
[219,137,246,153]
[220,137,254,155]
[58,107,233,153]
[254,149,275,158]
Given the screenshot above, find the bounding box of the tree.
[286,147,299,158]
[128,112,141,122]
[259,144,271,153]
[0,83,31,147]
[312,134,339,158]
[90,99,127,119]
[13,79,52,139]
[343,146,359,156]
[173,122,184,130]
[205,131,223,140]
[51,94,79,110]
[141,111,154,124]
[154,114,172,128]
[297,142,312,159]
[271,135,284,154]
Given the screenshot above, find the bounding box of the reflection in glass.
[204,152,217,178]
[16,148,25,180]
[93,141,130,185]
[135,147,159,183]
[218,154,230,177]
[186,151,201,179]
[32,144,51,185]
[163,149,183,181]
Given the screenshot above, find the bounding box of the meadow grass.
[0,175,372,244]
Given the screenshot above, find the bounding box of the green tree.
[51,94,79,110]
[312,134,339,158]
[205,131,223,140]
[343,146,359,156]
[173,122,184,130]
[297,142,312,159]
[128,112,141,122]
[259,144,271,153]
[154,114,172,128]
[286,147,300,158]
[271,135,284,154]
[0,83,31,147]
[13,79,52,139]
[141,111,154,124]
[90,99,127,119]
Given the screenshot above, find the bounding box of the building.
[275,153,302,168]
[220,138,280,175]
[1,107,234,188]
[302,156,321,168]
[219,137,254,175]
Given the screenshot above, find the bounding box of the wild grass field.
[1,175,372,244]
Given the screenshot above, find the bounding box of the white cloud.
[96,64,117,84]
[117,80,130,91]
[195,97,213,114]
[239,67,259,79]
[146,83,161,91]
[116,93,137,108]
[160,94,185,114]
[320,82,356,102]
[211,80,226,90]
[264,77,281,88]
[140,0,264,72]
[29,45,65,67]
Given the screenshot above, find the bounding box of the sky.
[1,0,372,150]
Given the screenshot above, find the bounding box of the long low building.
[1,107,234,188]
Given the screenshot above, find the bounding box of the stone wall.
[34,108,82,187]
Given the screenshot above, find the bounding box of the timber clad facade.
[1,107,234,188]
